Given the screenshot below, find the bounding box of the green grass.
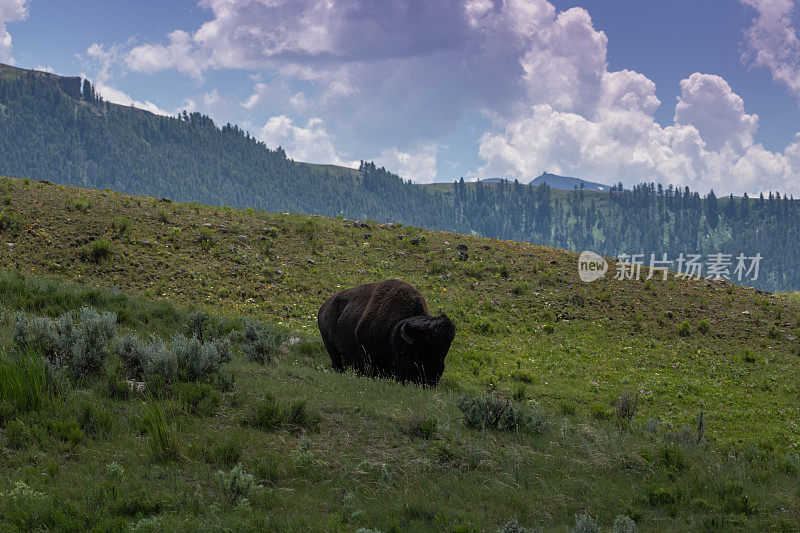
[141,398,182,462]
[0,351,46,412]
[1,302,798,529]
[1,176,800,529]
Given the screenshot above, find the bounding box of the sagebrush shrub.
[0,209,21,234]
[612,515,637,533]
[615,390,638,422]
[457,393,546,434]
[498,518,527,533]
[173,334,222,381]
[186,310,212,342]
[106,461,126,480]
[115,331,229,385]
[214,463,261,505]
[114,334,173,381]
[13,307,116,374]
[70,307,117,374]
[142,339,177,384]
[113,334,146,378]
[13,312,60,361]
[215,337,232,365]
[240,319,287,365]
[573,512,600,533]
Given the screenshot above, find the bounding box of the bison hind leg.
[323,339,345,372]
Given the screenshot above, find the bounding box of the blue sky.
[3,0,800,194]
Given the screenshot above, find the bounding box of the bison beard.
[317,279,455,386]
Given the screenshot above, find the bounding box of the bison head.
[391,314,455,386]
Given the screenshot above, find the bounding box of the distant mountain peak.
[530,172,610,191]
[479,172,610,191]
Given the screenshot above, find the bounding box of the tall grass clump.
[198,228,214,250]
[80,238,112,263]
[0,351,46,413]
[0,271,185,336]
[243,393,320,432]
[142,400,181,461]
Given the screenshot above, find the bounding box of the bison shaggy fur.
[317,279,455,386]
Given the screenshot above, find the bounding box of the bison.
[317,279,455,386]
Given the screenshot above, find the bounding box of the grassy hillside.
[2,176,800,530]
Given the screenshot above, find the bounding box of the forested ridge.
[2,64,800,291]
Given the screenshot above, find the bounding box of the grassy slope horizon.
[3,176,800,452]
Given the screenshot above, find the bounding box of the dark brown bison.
[317,279,455,386]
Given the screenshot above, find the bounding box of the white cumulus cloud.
[479,77,800,194]
[674,73,758,153]
[92,0,800,191]
[374,144,439,183]
[93,82,172,116]
[125,30,204,81]
[257,115,358,168]
[741,0,800,100]
[0,0,28,63]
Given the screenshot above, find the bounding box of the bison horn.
[400,324,415,344]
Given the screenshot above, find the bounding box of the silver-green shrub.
[173,334,222,382]
[70,307,117,374]
[612,515,637,533]
[573,512,600,533]
[113,334,146,378]
[214,463,261,505]
[240,318,287,364]
[141,338,177,384]
[457,393,547,434]
[498,518,527,533]
[13,307,116,374]
[114,334,176,382]
[13,312,59,359]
